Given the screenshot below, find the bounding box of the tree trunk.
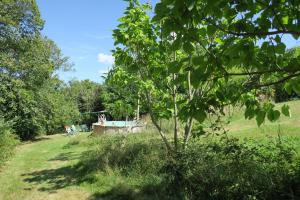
[172,51,179,151]
[145,89,172,152]
[136,94,140,121]
[183,70,194,149]
[173,78,179,151]
[184,117,193,149]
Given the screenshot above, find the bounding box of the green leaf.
[274,35,281,43]
[192,55,203,66]
[276,43,286,54]
[282,16,289,25]
[171,39,182,51]
[256,110,266,127]
[173,74,186,85]
[245,107,255,119]
[190,66,206,87]
[267,109,280,122]
[292,81,300,95]
[168,61,181,73]
[198,28,206,37]
[215,37,223,45]
[194,110,207,123]
[154,3,166,17]
[183,42,195,53]
[281,104,291,117]
[186,0,196,11]
[284,82,293,95]
[207,25,217,36]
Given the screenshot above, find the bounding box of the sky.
[36,0,158,83]
[37,1,299,83]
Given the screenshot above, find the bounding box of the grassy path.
[0,134,90,200]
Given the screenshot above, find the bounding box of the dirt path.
[0,134,90,200]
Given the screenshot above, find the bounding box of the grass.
[0,134,90,200]
[225,100,300,152]
[0,100,299,199]
[227,100,300,138]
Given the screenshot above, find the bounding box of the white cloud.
[97,53,114,65]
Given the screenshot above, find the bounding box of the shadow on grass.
[88,183,169,200]
[22,163,171,199]
[89,180,184,200]
[31,137,51,142]
[63,141,80,149]
[22,165,80,192]
[22,149,93,192]
[48,152,80,162]
[22,136,174,199]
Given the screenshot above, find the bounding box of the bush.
[77,132,173,199]
[169,137,300,200]
[79,133,167,176]
[78,134,300,200]
[0,119,19,166]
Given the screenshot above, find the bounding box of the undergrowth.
[0,119,19,167]
[75,132,300,200]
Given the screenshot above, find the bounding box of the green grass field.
[0,100,299,200]
[226,100,300,153]
[227,100,300,138]
[0,134,91,200]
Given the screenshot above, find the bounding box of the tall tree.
[65,80,104,126]
[102,67,142,120]
[110,0,300,152]
[153,0,300,129]
[0,0,77,139]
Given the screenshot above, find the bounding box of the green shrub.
[0,119,19,166]
[79,134,300,200]
[168,137,300,200]
[77,132,173,199]
[79,133,167,175]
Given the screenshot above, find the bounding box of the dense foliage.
[171,138,300,199]
[64,80,104,126]
[0,0,81,139]
[77,133,300,200]
[37,78,81,134]
[102,68,144,120]
[108,0,300,152]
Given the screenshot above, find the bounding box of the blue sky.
[37,1,299,83]
[37,0,158,83]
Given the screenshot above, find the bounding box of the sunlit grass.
[226,100,300,139]
[0,133,91,200]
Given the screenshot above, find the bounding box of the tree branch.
[254,72,300,88]
[206,18,300,37]
[226,69,295,76]
[144,87,173,152]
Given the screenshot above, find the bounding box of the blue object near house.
[92,120,144,135]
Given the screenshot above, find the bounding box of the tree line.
[0,0,106,140]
